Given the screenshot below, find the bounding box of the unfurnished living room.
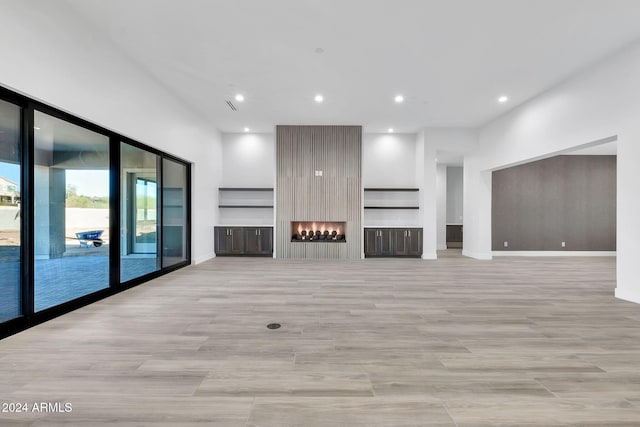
[1,0,640,425]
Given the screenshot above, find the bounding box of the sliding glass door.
[33,111,110,311]
[121,142,160,282]
[0,99,21,322]
[0,84,192,337]
[162,158,188,267]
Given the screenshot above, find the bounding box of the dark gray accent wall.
[276,125,362,259]
[492,155,616,251]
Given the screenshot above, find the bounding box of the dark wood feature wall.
[276,125,362,259]
[492,155,616,251]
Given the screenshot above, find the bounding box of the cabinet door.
[446,225,462,242]
[229,228,245,254]
[407,228,423,256]
[364,229,379,257]
[258,227,273,255]
[214,227,232,255]
[393,229,409,256]
[243,227,273,255]
[244,227,260,254]
[379,229,394,256]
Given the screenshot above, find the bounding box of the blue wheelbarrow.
[75,230,104,248]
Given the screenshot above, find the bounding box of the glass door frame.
[125,172,159,255]
[0,84,192,339]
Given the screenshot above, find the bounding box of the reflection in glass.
[0,99,21,322]
[162,158,187,267]
[34,111,110,311]
[121,143,160,282]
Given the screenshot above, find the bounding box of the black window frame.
[0,84,192,339]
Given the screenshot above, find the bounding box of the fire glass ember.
[291,221,346,242]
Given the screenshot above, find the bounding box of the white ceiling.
[65,0,640,133]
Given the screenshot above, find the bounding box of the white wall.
[465,40,640,301]
[446,167,464,224]
[363,133,417,187]
[363,133,421,228]
[436,164,447,250]
[219,133,275,227]
[0,0,223,264]
[222,133,275,187]
[416,131,437,259]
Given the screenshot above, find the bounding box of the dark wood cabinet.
[215,227,273,256]
[392,229,408,255]
[364,228,394,257]
[245,227,273,255]
[446,225,463,248]
[364,228,422,257]
[364,228,379,257]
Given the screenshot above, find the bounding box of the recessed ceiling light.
[244,127,250,132]
[388,128,394,133]
[314,94,324,103]
[394,95,404,103]
[498,95,508,103]
[235,94,245,102]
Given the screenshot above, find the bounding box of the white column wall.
[0,0,223,264]
[436,164,447,250]
[466,40,640,302]
[462,160,492,260]
[616,129,640,302]
[416,131,437,259]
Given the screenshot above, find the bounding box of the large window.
[121,143,160,282]
[0,99,21,323]
[34,111,110,311]
[162,158,188,267]
[0,85,192,337]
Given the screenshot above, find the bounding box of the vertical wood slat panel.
[276,125,362,259]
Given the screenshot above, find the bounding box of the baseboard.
[462,250,493,260]
[615,288,640,304]
[493,251,616,257]
[437,244,447,250]
[421,252,438,260]
[193,252,216,264]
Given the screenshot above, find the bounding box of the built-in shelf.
[364,206,420,210]
[364,187,420,213]
[364,188,419,192]
[218,205,273,209]
[218,187,274,213]
[218,188,274,191]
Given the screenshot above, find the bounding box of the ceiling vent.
[226,100,237,111]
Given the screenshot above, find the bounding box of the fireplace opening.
[291,221,346,243]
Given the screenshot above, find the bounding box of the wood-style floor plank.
[2,251,640,425]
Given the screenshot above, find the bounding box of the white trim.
[615,288,640,304]
[364,225,424,229]
[462,250,493,260]
[493,251,616,257]
[194,252,216,264]
[421,252,438,260]
[437,244,447,250]
[216,224,275,227]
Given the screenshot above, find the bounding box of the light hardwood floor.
[2,252,640,426]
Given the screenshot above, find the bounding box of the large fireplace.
[291,221,346,242]
[277,125,361,258]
